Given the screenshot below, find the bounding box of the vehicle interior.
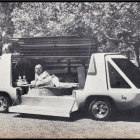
[12,55,89,96]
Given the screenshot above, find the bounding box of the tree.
[88,2,140,67]
[0,2,22,38]
[10,2,140,66]
[11,2,94,37]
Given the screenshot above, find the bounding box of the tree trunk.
[133,42,139,68]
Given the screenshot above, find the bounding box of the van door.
[105,56,136,110]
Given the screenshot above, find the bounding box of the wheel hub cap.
[92,101,109,119]
[0,97,7,111]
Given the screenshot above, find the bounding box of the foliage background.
[0,2,140,66]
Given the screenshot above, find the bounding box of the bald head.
[35,64,43,75]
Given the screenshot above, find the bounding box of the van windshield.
[112,58,140,88]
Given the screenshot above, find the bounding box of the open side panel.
[9,95,78,117]
[18,36,97,56]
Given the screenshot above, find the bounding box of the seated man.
[31,64,54,87]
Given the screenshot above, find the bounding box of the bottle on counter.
[17,76,22,86]
[22,75,28,84]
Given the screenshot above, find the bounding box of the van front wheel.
[88,100,112,121]
[0,96,10,113]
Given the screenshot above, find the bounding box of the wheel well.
[0,92,12,105]
[85,95,116,111]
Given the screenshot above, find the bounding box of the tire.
[88,100,112,121]
[0,96,10,113]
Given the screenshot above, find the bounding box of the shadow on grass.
[14,109,140,122]
[13,111,88,122]
[109,109,140,122]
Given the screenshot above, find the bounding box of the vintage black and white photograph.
[0,1,140,138]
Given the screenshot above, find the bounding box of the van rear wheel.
[88,100,112,121]
[0,96,10,113]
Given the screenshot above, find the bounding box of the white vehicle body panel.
[75,53,140,111]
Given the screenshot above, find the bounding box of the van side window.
[112,58,140,88]
[108,62,131,88]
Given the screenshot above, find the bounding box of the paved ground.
[0,110,140,138]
